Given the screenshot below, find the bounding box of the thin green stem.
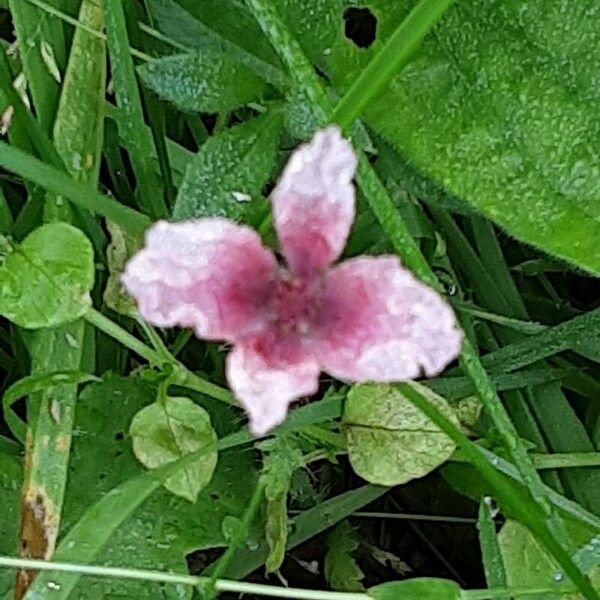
[0,556,580,599]
[138,21,187,51]
[463,586,577,600]
[450,452,600,470]
[83,308,234,404]
[532,453,600,470]
[178,369,235,405]
[84,308,161,365]
[136,318,174,360]
[330,0,454,131]
[205,479,266,595]
[289,510,477,524]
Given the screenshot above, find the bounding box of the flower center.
[269,271,321,336]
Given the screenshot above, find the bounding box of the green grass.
[0,1,598,599]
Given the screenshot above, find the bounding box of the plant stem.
[330,0,454,131]
[451,452,600,470]
[84,308,234,404]
[463,586,577,600]
[289,510,477,524]
[204,478,266,595]
[84,308,161,365]
[0,556,580,599]
[532,453,600,470]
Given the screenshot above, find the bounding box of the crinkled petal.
[314,257,463,381]
[226,337,320,435]
[122,218,277,340]
[272,126,357,276]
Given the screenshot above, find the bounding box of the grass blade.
[478,498,507,593]
[104,0,166,219]
[15,6,106,596]
[480,309,600,373]
[0,142,150,235]
[7,0,65,133]
[330,0,454,132]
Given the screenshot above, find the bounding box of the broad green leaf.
[0,223,94,328]
[57,376,258,600]
[272,1,600,273]
[325,520,365,592]
[138,51,267,113]
[259,435,304,573]
[498,520,600,600]
[361,2,599,272]
[103,220,141,317]
[173,111,282,220]
[130,395,218,502]
[368,577,461,599]
[344,383,457,486]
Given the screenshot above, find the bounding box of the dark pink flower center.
[268,271,322,336]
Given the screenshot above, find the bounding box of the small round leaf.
[344,383,458,486]
[130,396,218,502]
[0,223,94,328]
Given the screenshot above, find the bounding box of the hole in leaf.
[343,7,377,48]
[114,431,124,441]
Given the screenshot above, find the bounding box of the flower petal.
[226,337,320,435]
[122,218,277,340]
[272,126,358,276]
[314,257,463,381]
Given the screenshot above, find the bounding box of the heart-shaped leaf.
[130,395,218,502]
[344,383,457,486]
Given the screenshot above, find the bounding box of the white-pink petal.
[271,126,358,276]
[122,219,277,341]
[313,257,463,382]
[226,341,320,435]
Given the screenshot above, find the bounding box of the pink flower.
[123,127,463,435]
